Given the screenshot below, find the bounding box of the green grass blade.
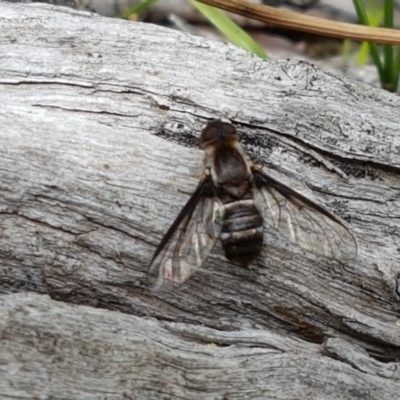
[392,46,400,91]
[383,0,396,90]
[352,0,384,82]
[356,41,371,65]
[191,0,268,59]
[120,0,159,19]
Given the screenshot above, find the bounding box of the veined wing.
[148,177,224,292]
[253,169,357,260]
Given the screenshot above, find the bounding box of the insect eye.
[201,120,238,146]
[201,125,218,144]
[220,122,237,136]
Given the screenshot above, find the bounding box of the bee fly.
[148,120,357,292]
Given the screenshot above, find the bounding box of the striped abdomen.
[220,198,264,267]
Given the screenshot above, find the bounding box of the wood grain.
[1,2,400,398]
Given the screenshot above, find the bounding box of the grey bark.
[1,2,400,399]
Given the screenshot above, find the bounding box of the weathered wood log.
[1,2,400,398]
[2,292,400,399]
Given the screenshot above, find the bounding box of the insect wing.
[253,170,357,260]
[148,181,224,292]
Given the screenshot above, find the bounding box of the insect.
[148,120,357,292]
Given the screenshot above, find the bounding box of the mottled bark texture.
[1,2,400,399]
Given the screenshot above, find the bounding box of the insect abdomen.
[220,199,263,267]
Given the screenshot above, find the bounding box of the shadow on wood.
[1,2,400,398]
